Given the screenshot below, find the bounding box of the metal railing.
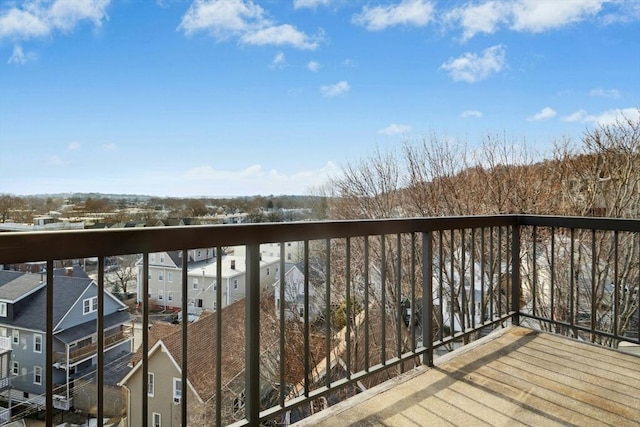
[0,215,638,426]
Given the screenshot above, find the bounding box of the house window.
[287,253,292,260]
[158,271,163,281]
[0,327,6,337]
[168,292,173,302]
[158,290,163,301]
[148,373,155,396]
[193,278,198,290]
[234,279,238,290]
[173,378,182,403]
[150,254,155,262]
[34,334,42,353]
[12,361,18,376]
[197,299,203,308]
[12,330,19,345]
[83,297,98,314]
[153,412,161,427]
[197,250,201,257]
[160,254,165,263]
[167,271,173,283]
[213,280,216,291]
[0,302,6,317]
[34,366,42,385]
[266,267,270,276]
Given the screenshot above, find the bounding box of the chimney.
[230,259,236,270]
[65,267,73,277]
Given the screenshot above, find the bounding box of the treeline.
[0,193,328,224]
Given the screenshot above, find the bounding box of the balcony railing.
[0,215,638,426]
[54,327,133,365]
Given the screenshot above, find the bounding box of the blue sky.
[0,0,639,197]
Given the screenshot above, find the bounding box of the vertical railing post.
[46,260,53,427]
[97,257,105,425]
[422,232,433,367]
[181,250,189,427]
[511,223,521,326]
[142,253,149,427]
[245,243,261,425]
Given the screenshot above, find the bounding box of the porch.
[296,325,640,426]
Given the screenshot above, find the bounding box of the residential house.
[119,299,283,426]
[233,241,305,263]
[140,249,279,315]
[0,269,133,411]
[0,344,11,423]
[274,262,324,323]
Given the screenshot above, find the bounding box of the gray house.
[0,269,133,411]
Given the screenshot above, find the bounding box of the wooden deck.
[295,326,640,426]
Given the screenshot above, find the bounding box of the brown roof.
[131,299,279,402]
[130,321,180,366]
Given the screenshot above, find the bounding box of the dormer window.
[83,297,98,314]
[0,302,6,317]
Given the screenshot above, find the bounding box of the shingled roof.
[129,299,253,402]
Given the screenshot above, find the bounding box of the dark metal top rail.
[2,215,638,264]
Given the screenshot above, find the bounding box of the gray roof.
[0,270,44,302]
[55,310,132,344]
[1,273,93,332]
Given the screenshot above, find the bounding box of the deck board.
[295,327,640,427]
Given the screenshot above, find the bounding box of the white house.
[139,249,279,315]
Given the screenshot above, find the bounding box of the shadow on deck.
[295,326,640,427]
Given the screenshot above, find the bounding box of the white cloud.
[461,110,483,118]
[440,44,506,83]
[321,81,350,97]
[307,60,320,72]
[47,155,68,167]
[270,52,286,69]
[527,107,557,121]
[342,58,357,67]
[378,123,412,135]
[178,0,267,37]
[102,143,118,151]
[583,108,640,126]
[589,88,620,99]
[353,0,435,31]
[240,24,321,50]
[446,0,612,41]
[8,45,26,64]
[445,1,510,41]
[182,161,339,195]
[179,0,321,49]
[561,109,588,122]
[68,142,81,150]
[510,0,605,33]
[0,0,110,41]
[293,0,332,9]
[561,108,639,125]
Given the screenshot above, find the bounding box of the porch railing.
[0,215,638,426]
[54,327,133,365]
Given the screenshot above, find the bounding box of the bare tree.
[107,254,140,295]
